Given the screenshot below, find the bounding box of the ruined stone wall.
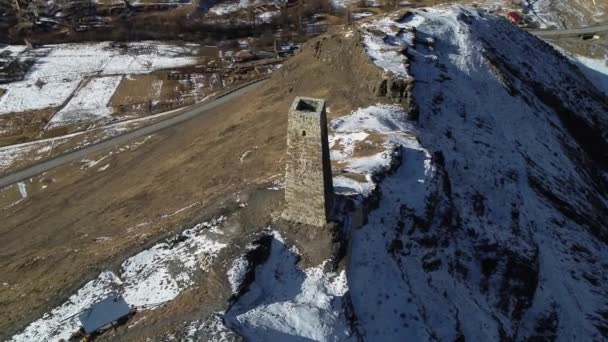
[283,97,333,227]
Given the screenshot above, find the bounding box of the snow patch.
[224,234,353,342]
[361,16,419,79]
[0,80,80,115]
[239,150,252,163]
[329,104,422,197]
[97,164,110,172]
[0,42,198,115]
[353,12,374,19]
[333,174,375,196]
[10,272,122,342]
[210,0,282,16]
[227,256,249,294]
[331,104,411,134]
[574,55,608,95]
[17,182,27,198]
[11,217,228,341]
[185,314,238,342]
[46,76,122,129]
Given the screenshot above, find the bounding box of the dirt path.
[0,79,267,189]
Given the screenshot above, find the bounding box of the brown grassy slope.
[270,29,391,119]
[0,108,57,147]
[0,28,393,339]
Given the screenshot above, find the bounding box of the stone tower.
[282,97,333,227]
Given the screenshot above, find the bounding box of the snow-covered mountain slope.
[475,0,608,28]
[224,232,352,341]
[217,6,608,342]
[347,6,608,341]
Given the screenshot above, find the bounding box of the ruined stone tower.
[282,97,333,227]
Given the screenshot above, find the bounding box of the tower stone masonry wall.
[282,96,333,227]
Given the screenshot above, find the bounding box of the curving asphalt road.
[528,23,608,37]
[0,79,267,189]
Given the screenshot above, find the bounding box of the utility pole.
[217,48,225,89]
[274,38,279,58]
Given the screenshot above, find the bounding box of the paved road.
[529,23,608,37]
[0,79,267,189]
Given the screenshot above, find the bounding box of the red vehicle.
[507,11,524,24]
